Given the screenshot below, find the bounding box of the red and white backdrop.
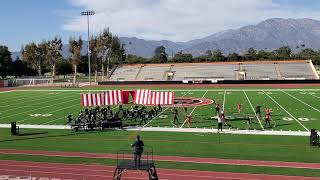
[80,90,123,107]
[80,90,174,107]
[134,89,174,105]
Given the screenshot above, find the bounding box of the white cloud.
[63,0,320,42]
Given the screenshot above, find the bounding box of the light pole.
[81,10,95,85]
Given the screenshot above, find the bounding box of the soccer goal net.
[12,78,50,86]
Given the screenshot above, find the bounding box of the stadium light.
[81,10,95,85]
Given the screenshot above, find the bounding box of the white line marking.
[143,107,169,128]
[281,90,320,113]
[0,90,14,94]
[143,91,189,128]
[263,91,309,132]
[18,103,79,123]
[222,90,226,111]
[0,92,75,113]
[180,90,208,128]
[310,93,320,99]
[243,90,264,130]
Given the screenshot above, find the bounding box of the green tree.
[297,48,319,59]
[68,37,83,84]
[21,42,44,76]
[273,46,292,60]
[212,50,224,61]
[46,37,63,83]
[227,53,240,61]
[89,36,100,82]
[205,50,213,57]
[257,50,271,60]
[125,55,148,64]
[244,48,257,60]
[153,46,168,63]
[97,29,113,80]
[171,51,193,63]
[0,45,13,78]
[56,58,73,78]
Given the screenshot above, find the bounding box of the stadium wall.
[0,80,8,87]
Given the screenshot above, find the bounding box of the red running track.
[0,149,320,170]
[0,160,319,180]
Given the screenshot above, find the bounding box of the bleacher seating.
[137,66,171,81]
[108,60,319,81]
[243,63,279,80]
[278,62,317,79]
[109,66,141,81]
[171,64,236,80]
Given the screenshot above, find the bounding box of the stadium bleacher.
[136,65,171,81]
[108,60,319,81]
[278,61,318,79]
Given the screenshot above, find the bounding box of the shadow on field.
[0,130,107,143]
[18,132,48,136]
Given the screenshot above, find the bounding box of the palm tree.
[69,37,83,84]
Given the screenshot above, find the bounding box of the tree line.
[1,41,320,80]
[126,46,320,65]
[0,29,126,82]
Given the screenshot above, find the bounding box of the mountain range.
[11,18,320,59]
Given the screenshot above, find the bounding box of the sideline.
[0,124,310,136]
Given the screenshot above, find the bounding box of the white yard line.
[0,93,76,113]
[281,90,320,113]
[0,123,311,136]
[2,96,79,119]
[0,91,61,108]
[263,91,309,132]
[243,90,264,130]
[310,93,320,99]
[0,90,14,94]
[142,107,169,128]
[18,103,80,123]
[222,90,226,111]
[180,90,208,128]
[143,91,190,128]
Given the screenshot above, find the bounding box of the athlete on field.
[186,113,191,128]
[237,103,241,114]
[264,108,272,128]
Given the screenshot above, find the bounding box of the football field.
[0,87,319,132]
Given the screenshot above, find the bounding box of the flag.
[150,91,174,105]
[80,90,122,107]
[134,89,151,105]
[105,90,122,105]
[134,90,174,105]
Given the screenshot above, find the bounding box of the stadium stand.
[136,65,171,81]
[278,61,319,80]
[109,65,142,81]
[108,60,319,81]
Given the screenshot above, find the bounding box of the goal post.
[12,78,50,87]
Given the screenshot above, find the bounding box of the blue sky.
[1,0,320,52]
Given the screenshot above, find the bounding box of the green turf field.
[0,87,320,177]
[0,88,319,132]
